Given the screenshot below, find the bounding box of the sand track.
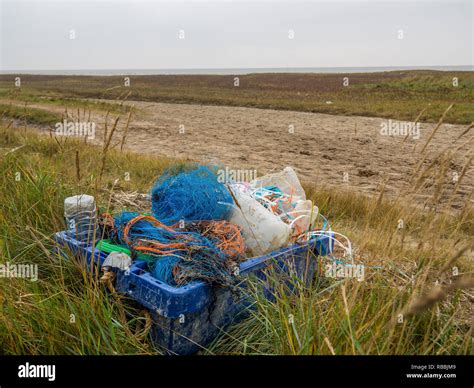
[5,99,473,209]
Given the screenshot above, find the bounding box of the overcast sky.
[0,0,472,71]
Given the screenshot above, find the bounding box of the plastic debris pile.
[65,165,352,288]
[226,167,314,256]
[108,165,245,288]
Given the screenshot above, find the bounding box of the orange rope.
[133,246,186,255]
[123,215,175,246]
[196,220,245,259]
[123,215,200,256]
[122,215,245,260]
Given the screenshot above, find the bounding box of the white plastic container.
[227,187,290,256]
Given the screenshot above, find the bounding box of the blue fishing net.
[150,165,234,225]
[112,211,240,288]
[152,256,180,285]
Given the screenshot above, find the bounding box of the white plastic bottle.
[64,194,98,243]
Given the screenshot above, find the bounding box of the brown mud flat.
[8,98,472,211]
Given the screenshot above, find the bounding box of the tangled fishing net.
[111,211,245,288]
[151,165,234,225]
[107,165,244,288]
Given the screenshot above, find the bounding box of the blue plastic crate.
[54,231,334,354]
[54,231,108,269]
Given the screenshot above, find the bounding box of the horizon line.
[1,65,473,76]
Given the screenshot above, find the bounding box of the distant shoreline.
[1,66,473,76]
